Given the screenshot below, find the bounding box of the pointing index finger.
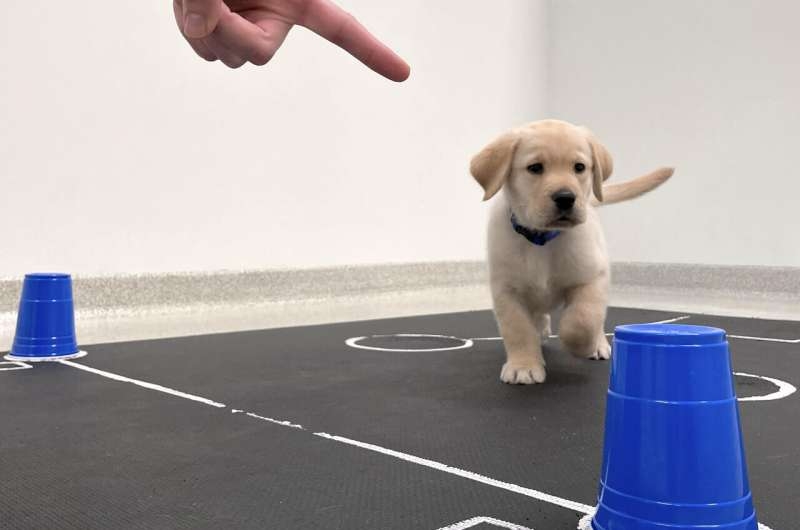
[299,0,410,82]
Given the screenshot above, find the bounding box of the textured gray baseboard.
[612,262,800,298]
[0,262,491,348]
[1,261,797,348]
[610,262,799,322]
[2,260,799,315]
[0,262,488,315]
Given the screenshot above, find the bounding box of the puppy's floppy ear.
[470,130,520,201]
[584,131,613,202]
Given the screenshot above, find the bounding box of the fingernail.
[184,13,207,38]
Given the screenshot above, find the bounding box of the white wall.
[548,0,800,267]
[0,0,547,276]
[6,1,792,276]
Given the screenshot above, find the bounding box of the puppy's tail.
[591,167,674,207]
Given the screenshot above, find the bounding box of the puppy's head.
[470,120,613,230]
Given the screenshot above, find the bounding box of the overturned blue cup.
[4,273,86,362]
[592,324,758,530]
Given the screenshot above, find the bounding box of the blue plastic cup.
[4,273,86,362]
[592,324,758,530]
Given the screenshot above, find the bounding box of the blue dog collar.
[510,213,561,246]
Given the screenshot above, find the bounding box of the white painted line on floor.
[474,335,564,341]
[231,409,305,430]
[474,316,692,342]
[57,359,779,529]
[417,317,800,348]
[313,431,594,515]
[56,360,595,518]
[647,315,692,324]
[729,334,800,344]
[735,372,797,402]
[0,360,32,371]
[436,516,534,530]
[58,360,226,408]
[345,334,474,353]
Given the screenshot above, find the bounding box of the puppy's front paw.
[588,335,612,360]
[500,361,546,384]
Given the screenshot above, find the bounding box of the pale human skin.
[173,0,410,81]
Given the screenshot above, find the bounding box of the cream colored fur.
[471,119,673,384]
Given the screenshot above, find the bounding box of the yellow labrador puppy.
[470,119,673,384]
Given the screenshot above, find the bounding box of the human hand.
[173,0,410,81]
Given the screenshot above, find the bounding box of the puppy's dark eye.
[574,162,586,173]
[527,163,544,175]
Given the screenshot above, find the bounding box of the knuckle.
[250,51,273,66]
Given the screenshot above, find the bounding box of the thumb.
[182,0,222,39]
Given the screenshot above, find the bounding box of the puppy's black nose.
[551,189,576,211]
